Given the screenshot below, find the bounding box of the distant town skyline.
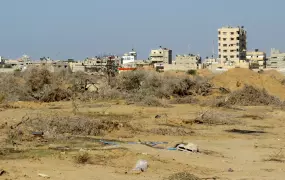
[0,0,284,60]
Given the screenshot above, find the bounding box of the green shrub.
[186,69,197,75]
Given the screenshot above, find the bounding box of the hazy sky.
[0,0,284,60]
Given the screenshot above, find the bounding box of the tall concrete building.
[149,46,172,64]
[218,26,247,63]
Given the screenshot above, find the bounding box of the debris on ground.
[175,143,199,153]
[228,168,234,172]
[155,115,162,119]
[38,173,50,178]
[226,129,266,135]
[0,169,6,176]
[132,160,148,172]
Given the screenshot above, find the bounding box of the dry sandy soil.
[0,100,285,180]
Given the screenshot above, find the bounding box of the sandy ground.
[0,101,285,180]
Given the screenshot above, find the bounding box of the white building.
[0,56,5,64]
[122,49,137,64]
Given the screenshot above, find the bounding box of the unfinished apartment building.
[267,48,285,68]
[246,49,266,69]
[149,46,172,64]
[175,54,201,70]
[218,26,247,63]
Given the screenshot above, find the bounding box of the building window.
[223,50,227,52]
[218,43,220,46]
[218,31,221,35]
[237,37,240,40]
[237,31,240,34]
[223,32,227,35]
[219,55,221,58]
[237,49,239,52]
[223,56,228,59]
[231,32,234,35]
[223,44,227,47]
[218,49,221,52]
[223,38,227,41]
[231,38,234,40]
[230,56,234,58]
[237,55,239,58]
[219,37,221,40]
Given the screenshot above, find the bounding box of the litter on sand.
[175,143,199,152]
[133,160,148,172]
[38,173,50,178]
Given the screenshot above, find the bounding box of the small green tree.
[186,69,197,75]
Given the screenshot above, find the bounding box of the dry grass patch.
[194,108,239,125]
[165,172,201,180]
[240,114,264,120]
[264,149,285,163]
[7,114,129,143]
[74,152,93,164]
[148,127,194,136]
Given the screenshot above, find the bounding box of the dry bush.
[24,68,52,92]
[281,79,285,86]
[0,73,30,101]
[116,70,147,91]
[74,152,93,164]
[0,69,213,104]
[140,96,169,107]
[116,70,212,106]
[194,108,238,125]
[224,85,283,106]
[23,68,73,102]
[8,115,126,142]
[148,127,194,136]
[240,114,264,120]
[166,172,201,180]
[169,96,199,104]
[264,149,285,163]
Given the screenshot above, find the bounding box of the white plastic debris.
[176,142,199,152]
[38,173,50,178]
[133,160,148,172]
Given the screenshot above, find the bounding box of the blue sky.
[0,0,284,60]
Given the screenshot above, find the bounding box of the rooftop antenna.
[188,44,191,55]
[132,44,135,51]
[212,40,215,58]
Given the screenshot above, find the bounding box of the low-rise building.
[246,49,266,69]
[122,49,137,64]
[149,46,172,64]
[175,54,201,70]
[0,56,6,65]
[267,48,285,68]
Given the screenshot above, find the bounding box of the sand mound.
[263,70,285,82]
[197,69,214,78]
[212,68,285,100]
